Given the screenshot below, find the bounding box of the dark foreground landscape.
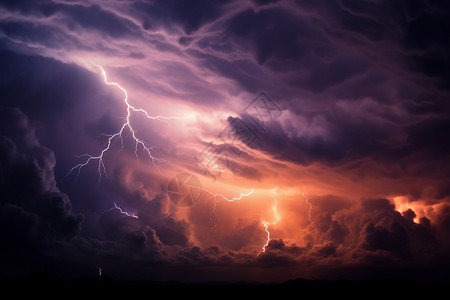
[2,271,449,294]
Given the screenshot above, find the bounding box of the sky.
[1,0,450,283]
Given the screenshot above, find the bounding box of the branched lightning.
[104,202,138,218]
[66,65,190,181]
[260,188,280,254]
[204,189,254,220]
[302,193,312,222]
[204,188,254,203]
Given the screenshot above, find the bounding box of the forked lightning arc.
[66,65,189,181]
[204,188,254,218]
[104,202,138,219]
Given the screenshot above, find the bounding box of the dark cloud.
[226,8,318,65]
[317,197,444,264]
[252,0,280,6]
[0,107,82,276]
[0,21,79,50]
[131,0,230,35]
[0,49,102,121]
[243,109,394,166]
[0,0,54,16]
[233,99,450,185]
[312,214,347,245]
[99,167,190,247]
[399,1,450,89]
[204,1,450,177]
[0,1,140,39]
[360,221,410,257]
[59,4,140,38]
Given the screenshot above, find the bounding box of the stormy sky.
[1,0,450,283]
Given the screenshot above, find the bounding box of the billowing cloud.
[0,107,82,275]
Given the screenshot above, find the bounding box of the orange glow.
[392,196,426,223]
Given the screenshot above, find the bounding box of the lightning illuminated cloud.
[201,187,283,253]
[260,188,280,253]
[65,65,295,254]
[66,65,189,181]
[104,202,138,218]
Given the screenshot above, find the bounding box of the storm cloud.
[0,0,449,283]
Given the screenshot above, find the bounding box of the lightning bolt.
[104,202,138,218]
[66,65,190,181]
[203,189,254,221]
[260,188,280,254]
[302,193,312,222]
[204,188,254,203]
[202,187,282,253]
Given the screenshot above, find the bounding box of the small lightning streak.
[104,202,138,219]
[203,189,254,221]
[260,188,280,254]
[204,189,254,202]
[66,65,190,181]
[302,193,312,222]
